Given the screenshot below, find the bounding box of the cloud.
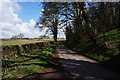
[0,0,22,23]
[0,0,65,39]
[0,0,45,38]
[1,19,42,38]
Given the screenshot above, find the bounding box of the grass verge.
[2,43,57,79]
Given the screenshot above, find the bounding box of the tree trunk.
[74,18,83,43]
[53,25,57,42]
[92,38,97,45]
[103,31,106,44]
[118,1,120,29]
[54,33,57,42]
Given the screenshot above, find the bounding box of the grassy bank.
[65,42,120,73]
[65,30,120,73]
[65,42,119,61]
[2,43,57,79]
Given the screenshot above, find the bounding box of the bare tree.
[35,2,62,42]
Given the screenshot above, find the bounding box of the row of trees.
[36,2,120,44]
[11,34,24,39]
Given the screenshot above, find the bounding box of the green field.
[1,38,66,46]
[1,39,42,46]
[36,38,66,41]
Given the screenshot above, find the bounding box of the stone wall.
[2,41,54,60]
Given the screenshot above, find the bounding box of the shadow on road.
[55,44,120,80]
[3,44,120,80]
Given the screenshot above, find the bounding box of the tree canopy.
[36,2,120,44]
